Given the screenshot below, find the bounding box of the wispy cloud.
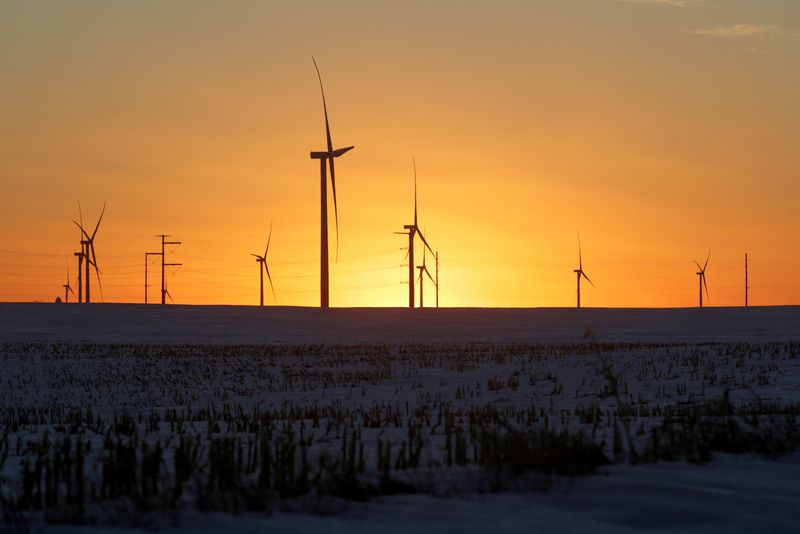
[613,0,701,7]
[686,24,800,41]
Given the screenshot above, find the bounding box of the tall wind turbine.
[251,223,276,307]
[416,246,436,308]
[574,231,594,308]
[309,57,354,309]
[395,156,435,308]
[693,250,710,308]
[62,263,74,303]
[73,203,105,304]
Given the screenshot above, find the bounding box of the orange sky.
[1,1,799,307]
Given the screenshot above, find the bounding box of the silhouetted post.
[745,253,749,307]
[157,235,181,304]
[74,251,83,303]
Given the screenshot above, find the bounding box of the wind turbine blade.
[78,201,84,231]
[312,57,333,155]
[703,249,710,272]
[329,157,339,262]
[313,57,339,262]
[331,146,353,157]
[90,242,99,274]
[73,220,90,240]
[413,156,418,228]
[702,273,709,301]
[264,262,276,302]
[166,288,174,303]
[582,271,595,288]
[416,228,435,257]
[402,247,409,262]
[692,260,703,272]
[93,260,103,301]
[250,254,263,260]
[265,221,273,259]
[424,267,435,284]
[67,286,75,295]
[91,202,106,240]
[577,229,582,271]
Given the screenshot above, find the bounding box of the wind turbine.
[395,156,435,308]
[309,57,354,309]
[62,262,74,303]
[73,202,105,304]
[251,223,276,307]
[693,250,710,308]
[574,231,594,308]
[416,246,436,308]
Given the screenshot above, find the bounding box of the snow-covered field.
[1,304,799,532]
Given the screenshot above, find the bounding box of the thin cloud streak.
[686,24,800,41]
[613,0,701,7]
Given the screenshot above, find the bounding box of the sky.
[1,0,799,308]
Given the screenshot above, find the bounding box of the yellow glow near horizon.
[1,1,799,308]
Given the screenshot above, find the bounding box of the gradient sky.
[1,0,799,307]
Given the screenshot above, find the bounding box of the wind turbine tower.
[309,57,354,309]
[251,223,276,306]
[574,232,594,308]
[156,235,182,304]
[395,157,434,308]
[73,203,105,304]
[693,251,710,308]
[62,264,74,303]
[73,251,83,303]
[416,246,435,307]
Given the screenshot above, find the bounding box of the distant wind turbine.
[62,262,74,303]
[416,239,436,308]
[693,250,710,308]
[73,202,105,304]
[251,223,276,307]
[309,57,354,309]
[395,156,435,308]
[574,231,594,308]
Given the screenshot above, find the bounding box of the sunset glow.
[2,1,799,307]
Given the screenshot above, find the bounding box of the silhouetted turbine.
[416,246,436,308]
[309,57,353,309]
[395,156,435,308]
[574,231,594,308]
[62,262,74,303]
[693,250,710,308]
[251,223,276,307]
[73,202,105,304]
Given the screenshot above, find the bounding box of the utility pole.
[745,253,749,307]
[155,235,182,304]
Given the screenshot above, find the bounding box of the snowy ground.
[1,304,799,532]
[2,303,800,343]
